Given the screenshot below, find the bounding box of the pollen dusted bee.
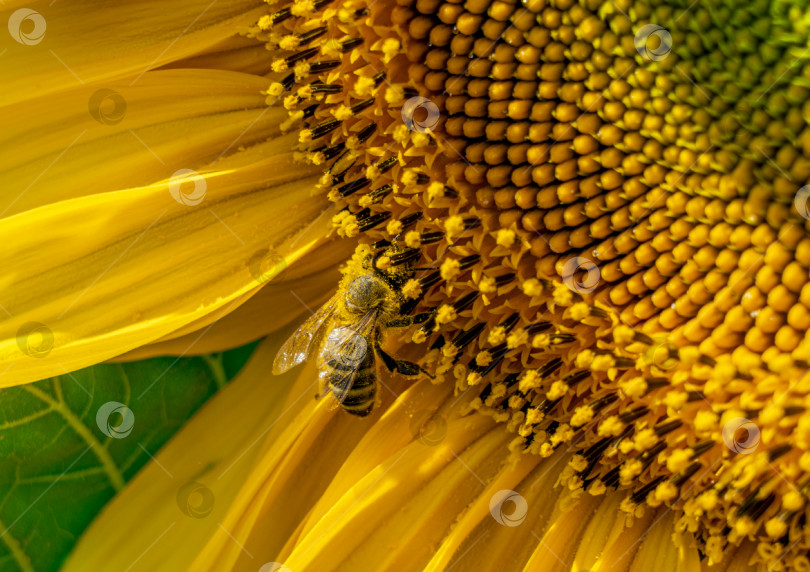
[272,244,431,417]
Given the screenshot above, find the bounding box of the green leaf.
[0,343,257,572]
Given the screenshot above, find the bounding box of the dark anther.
[285,47,318,65]
[309,119,341,139]
[690,440,715,457]
[390,248,422,266]
[338,177,371,197]
[358,212,391,232]
[321,142,345,160]
[302,104,319,119]
[419,231,444,244]
[376,156,397,174]
[355,123,377,143]
[399,212,423,228]
[618,406,650,424]
[309,82,342,95]
[458,254,481,270]
[452,291,479,313]
[501,313,520,332]
[494,273,516,286]
[536,357,562,378]
[364,184,394,204]
[671,462,702,487]
[340,37,364,52]
[564,370,590,387]
[653,419,682,437]
[630,476,665,504]
[451,323,487,349]
[280,73,295,90]
[270,8,291,24]
[525,321,552,336]
[308,60,341,74]
[297,27,328,45]
[349,98,375,115]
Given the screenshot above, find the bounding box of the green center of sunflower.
[254,0,810,566]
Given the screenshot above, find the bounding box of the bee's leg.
[385,312,432,328]
[374,342,434,379]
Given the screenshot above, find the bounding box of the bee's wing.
[273,295,339,375]
[318,310,378,407]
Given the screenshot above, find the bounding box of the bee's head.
[345,275,386,314]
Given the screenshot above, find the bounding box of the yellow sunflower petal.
[162,35,275,75]
[623,512,701,572]
[0,136,328,386]
[119,238,354,359]
[62,332,306,572]
[0,69,285,216]
[0,0,266,106]
[66,338,729,572]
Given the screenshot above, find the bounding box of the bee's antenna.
[411,266,438,271]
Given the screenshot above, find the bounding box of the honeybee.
[273,244,430,416]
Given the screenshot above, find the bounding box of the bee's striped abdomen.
[326,353,377,417]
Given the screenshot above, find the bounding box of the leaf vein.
[21,386,125,491]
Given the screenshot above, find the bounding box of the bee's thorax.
[344,274,387,314]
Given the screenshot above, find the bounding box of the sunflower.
[4,0,810,570]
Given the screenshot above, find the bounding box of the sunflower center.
[256,0,810,566]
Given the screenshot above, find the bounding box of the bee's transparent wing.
[273,295,339,375]
[318,310,378,407]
